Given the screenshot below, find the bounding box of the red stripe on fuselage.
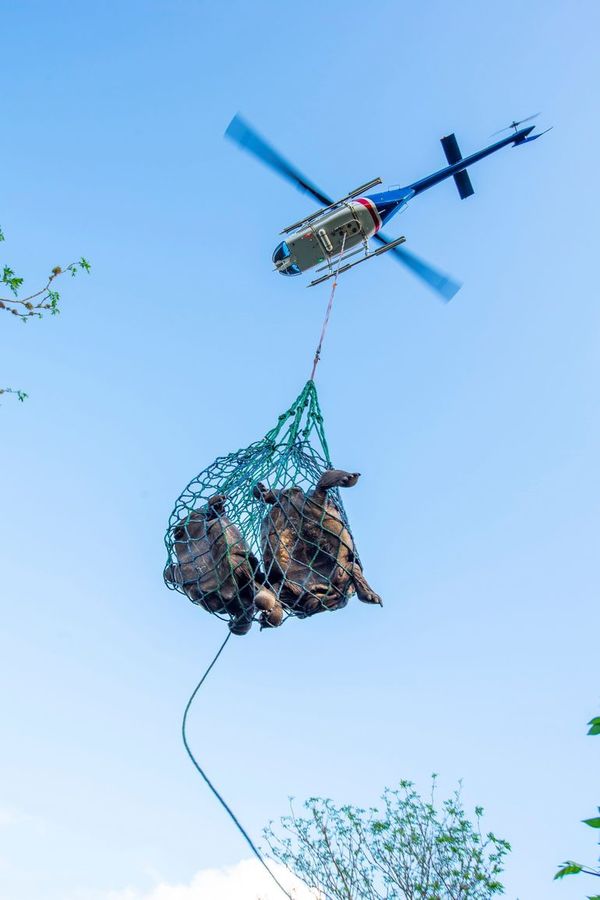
[355,197,381,233]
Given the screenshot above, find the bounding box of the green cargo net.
[164,381,381,636]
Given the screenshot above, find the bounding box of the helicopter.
[225,113,550,300]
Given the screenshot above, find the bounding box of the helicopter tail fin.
[441,133,475,199]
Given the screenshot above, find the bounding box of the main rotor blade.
[373,233,461,302]
[225,114,334,207]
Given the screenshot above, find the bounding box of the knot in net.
[164,381,381,636]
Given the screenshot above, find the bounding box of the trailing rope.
[182,633,293,900]
[310,233,347,381]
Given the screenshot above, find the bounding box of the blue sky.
[1,1,599,898]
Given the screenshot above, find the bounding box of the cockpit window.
[272,241,290,265]
[272,241,301,276]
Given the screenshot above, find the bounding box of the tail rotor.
[491,113,540,136]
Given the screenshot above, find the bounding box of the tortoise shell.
[164,495,281,634]
[254,470,381,619]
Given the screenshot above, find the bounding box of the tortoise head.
[253,482,277,504]
[316,469,361,491]
[172,508,206,541]
[207,494,228,517]
[254,482,305,506]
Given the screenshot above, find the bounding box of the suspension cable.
[182,633,293,899]
[309,232,348,381]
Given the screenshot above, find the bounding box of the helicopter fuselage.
[272,198,383,276]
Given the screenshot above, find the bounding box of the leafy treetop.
[554,714,600,898]
[265,777,511,900]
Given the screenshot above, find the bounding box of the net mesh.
[163,380,381,635]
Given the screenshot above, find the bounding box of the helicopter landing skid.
[308,236,407,287]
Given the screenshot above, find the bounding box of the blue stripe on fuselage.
[365,189,414,226]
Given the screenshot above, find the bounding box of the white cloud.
[0,809,19,828]
[0,807,41,829]
[83,859,320,900]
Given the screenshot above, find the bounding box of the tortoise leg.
[259,604,284,629]
[254,583,285,622]
[351,564,383,606]
[298,583,346,616]
[198,592,227,613]
[254,585,277,610]
[275,579,305,612]
[228,612,253,635]
[302,594,347,615]
[163,563,181,587]
[227,597,255,634]
[299,592,324,616]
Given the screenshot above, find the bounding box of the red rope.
[310,232,348,381]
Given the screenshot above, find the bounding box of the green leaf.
[587,717,600,736]
[47,289,60,314]
[1,266,24,296]
[555,863,583,879]
[582,817,600,829]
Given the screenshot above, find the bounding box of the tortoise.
[164,494,283,634]
[253,469,382,622]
